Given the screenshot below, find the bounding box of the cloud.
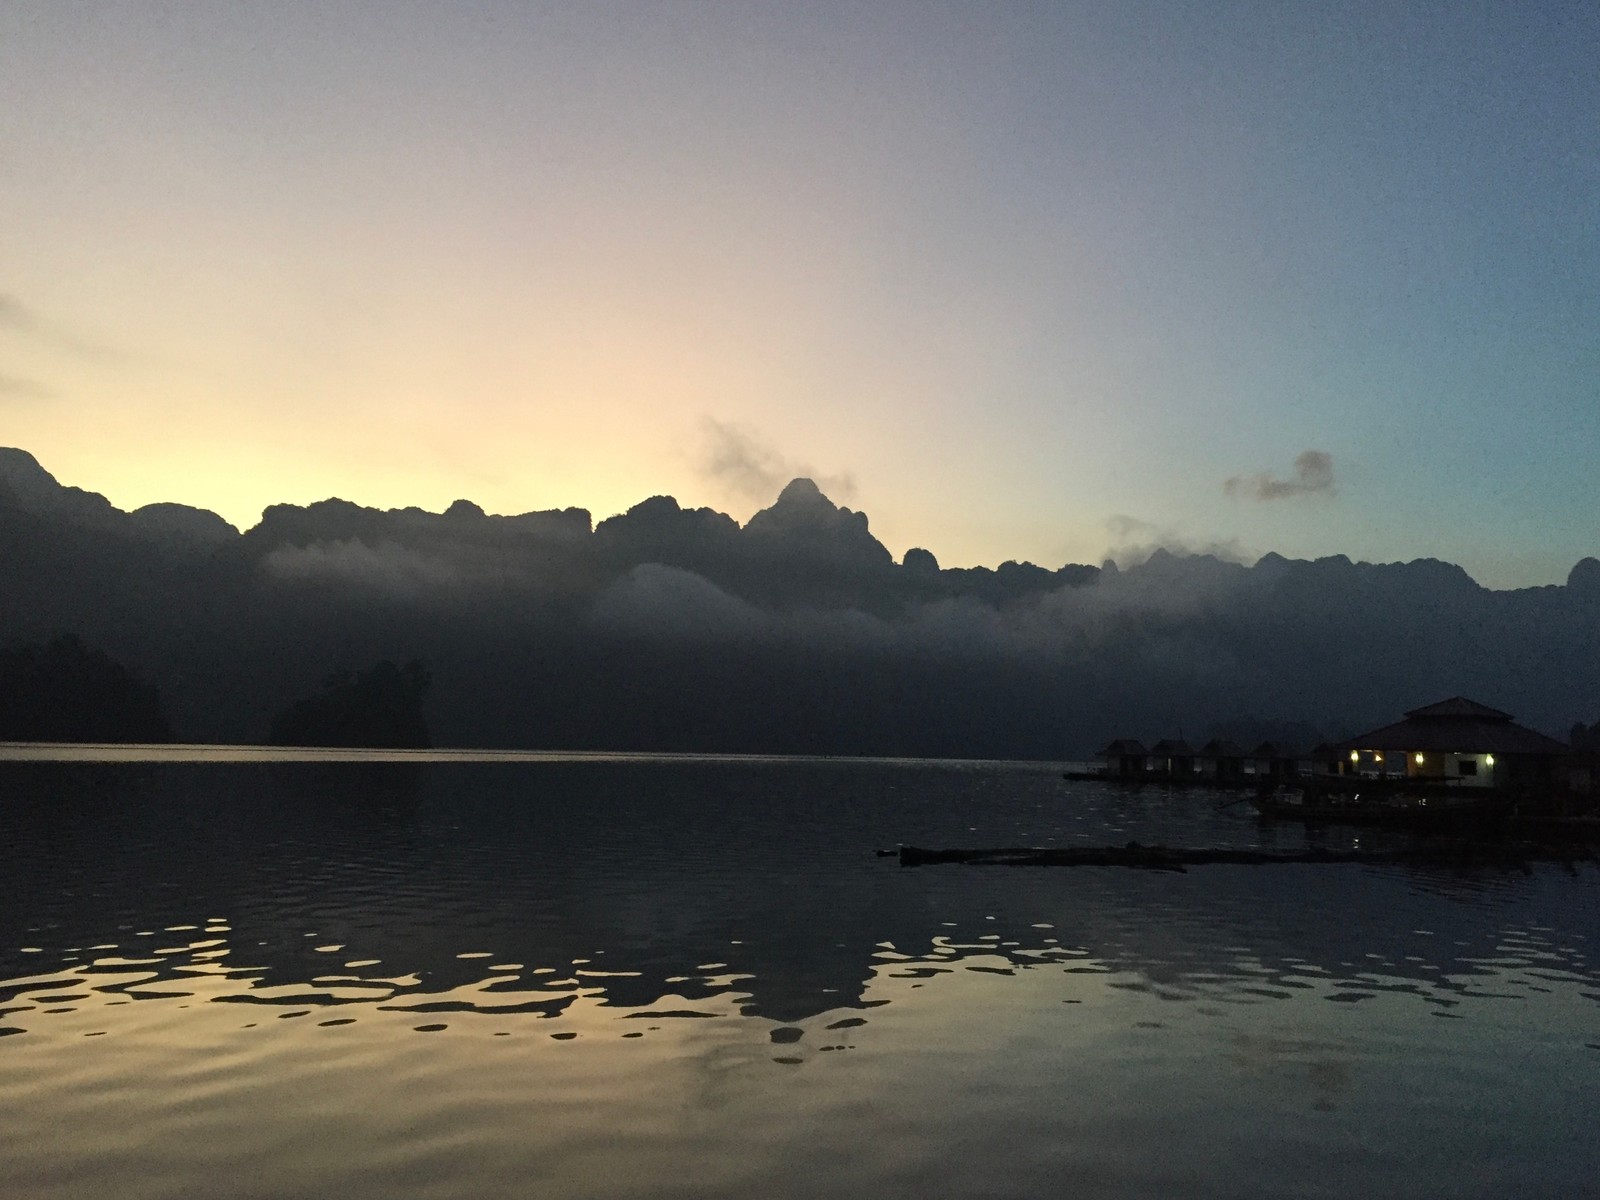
[1224,450,1336,501]
[1103,514,1252,569]
[0,291,125,363]
[261,539,462,599]
[697,418,856,505]
[0,373,58,401]
[588,563,772,643]
[0,294,38,332]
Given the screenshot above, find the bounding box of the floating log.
[889,841,1597,871]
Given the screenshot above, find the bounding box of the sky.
[2,1,1596,588]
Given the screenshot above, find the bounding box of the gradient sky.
[3,1,1596,587]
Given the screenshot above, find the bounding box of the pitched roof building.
[1096,739,1149,778]
[1332,697,1567,788]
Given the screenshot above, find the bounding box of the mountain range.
[3,447,1595,755]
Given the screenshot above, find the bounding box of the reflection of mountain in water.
[1,762,1595,1030]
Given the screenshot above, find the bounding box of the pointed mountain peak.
[774,477,826,506]
[742,477,890,564]
[746,477,856,536]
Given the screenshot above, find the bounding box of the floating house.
[1148,738,1197,777]
[1097,739,1149,779]
[1305,743,1347,777]
[1249,741,1300,781]
[1330,697,1567,789]
[1197,739,1248,781]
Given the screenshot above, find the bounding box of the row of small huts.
[1098,737,1309,782]
[1099,697,1588,792]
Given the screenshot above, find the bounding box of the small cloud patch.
[0,373,57,401]
[1224,450,1336,501]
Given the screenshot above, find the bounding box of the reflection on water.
[1,758,1597,1199]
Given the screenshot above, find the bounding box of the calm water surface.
[1,752,1596,1199]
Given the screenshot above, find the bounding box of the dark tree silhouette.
[0,634,174,742]
[268,660,432,749]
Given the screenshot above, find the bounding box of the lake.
[2,750,1596,1198]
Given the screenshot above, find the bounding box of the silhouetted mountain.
[1569,557,1600,594]
[0,448,239,543]
[268,660,431,748]
[0,635,173,742]
[0,447,124,528]
[1,446,1596,754]
[128,502,239,545]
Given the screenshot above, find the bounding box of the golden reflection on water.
[4,912,1600,1200]
[3,758,1598,1199]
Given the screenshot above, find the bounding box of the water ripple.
[1,759,1597,1199]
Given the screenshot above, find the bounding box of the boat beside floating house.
[1250,786,1508,830]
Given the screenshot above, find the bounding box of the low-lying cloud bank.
[2,446,1595,757]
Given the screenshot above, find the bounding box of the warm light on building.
[1334,699,1565,793]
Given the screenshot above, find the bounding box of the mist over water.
[2,757,1596,1199]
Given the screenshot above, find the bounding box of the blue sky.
[2,1,1596,586]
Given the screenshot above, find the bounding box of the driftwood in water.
[888,841,1597,872]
